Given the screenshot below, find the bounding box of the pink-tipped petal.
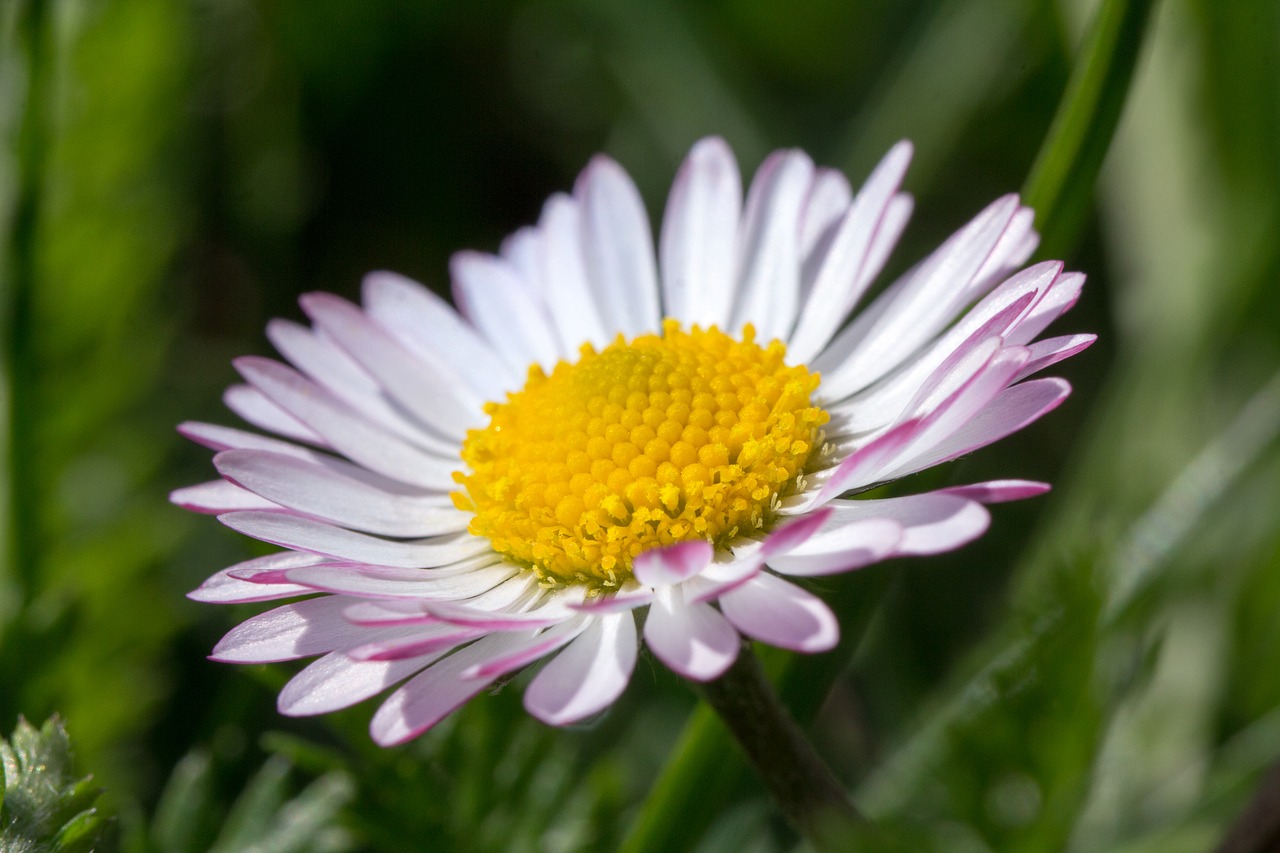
[370,633,535,745]
[768,517,903,577]
[1013,333,1096,382]
[632,539,714,588]
[939,480,1050,504]
[223,384,325,446]
[827,492,990,556]
[762,507,834,557]
[279,650,442,717]
[813,194,1021,392]
[643,587,740,681]
[211,596,363,663]
[462,616,592,681]
[814,418,924,503]
[348,626,484,661]
[720,573,838,652]
[189,551,327,603]
[214,449,468,538]
[235,356,459,490]
[283,562,518,601]
[170,479,280,514]
[524,611,637,726]
[892,377,1072,476]
[219,511,491,569]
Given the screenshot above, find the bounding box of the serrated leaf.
[0,717,110,853]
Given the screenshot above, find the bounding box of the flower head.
[175,138,1092,745]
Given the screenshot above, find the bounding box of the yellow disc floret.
[452,319,829,589]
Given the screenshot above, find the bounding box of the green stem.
[1022,0,1159,258]
[6,0,48,603]
[619,567,891,853]
[694,645,866,852]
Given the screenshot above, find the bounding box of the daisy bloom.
[175,138,1093,746]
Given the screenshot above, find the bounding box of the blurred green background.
[2,0,1279,850]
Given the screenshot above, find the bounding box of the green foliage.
[0,716,112,853]
[131,746,355,853]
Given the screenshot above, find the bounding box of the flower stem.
[695,644,867,851]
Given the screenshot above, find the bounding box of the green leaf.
[148,752,217,853]
[0,716,112,853]
[1021,0,1159,257]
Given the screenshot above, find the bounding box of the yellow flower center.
[452,319,829,589]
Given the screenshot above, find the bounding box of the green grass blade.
[1021,0,1159,258]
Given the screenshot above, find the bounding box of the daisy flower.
[175,138,1093,746]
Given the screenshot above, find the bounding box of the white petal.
[682,553,764,604]
[267,318,443,450]
[891,377,1071,477]
[362,271,518,400]
[223,384,325,446]
[427,585,585,629]
[576,156,662,337]
[659,137,742,328]
[450,251,564,371]
[798,167,852,268]
[300,292,481,439]
[219,511,491,568]
[279,649,441,716]
[768,517,903,577]
[211,595,362,663]
[283,561,518,600]
[1013,334,1096,382]
[813,194,1021,394]
[789,141,912,364]
[235,356,459,490]
[538,195,611,350]
[524,611,637,725]
[632,539,714,587]
[170,479,279,514]
[730,150,813,342]
[214,449,469,538]
[461,615,592,680]
[825,492,991,556]
[643,586,740,681]
[370,633,535,745]
[179,421,329,461]
[188,551,323,603]
[720,573,838,652]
